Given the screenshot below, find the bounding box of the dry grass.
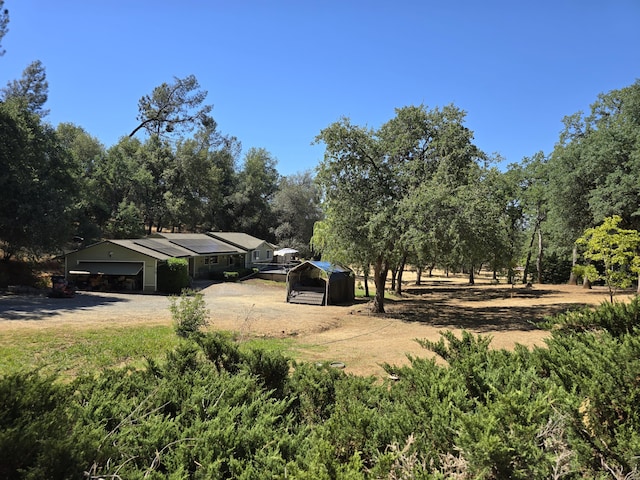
[1,270,633,378]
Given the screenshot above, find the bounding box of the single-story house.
[207,232,276,268]
[64,238,191,293]
[153,233,246,278]
[286,261,355,306]
[63,232,273,293]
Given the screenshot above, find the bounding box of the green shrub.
[541,295,640,336]
[4,301,640,478]
[243,347,290,397]
[223,270,239,282]
[541,252,573,284]
[0,372,97,479]
[210,268,254,282]
[169,289,209,339]
[197,331,243,373]
[157,258,190,293]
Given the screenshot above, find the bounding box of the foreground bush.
[1,298,639,478]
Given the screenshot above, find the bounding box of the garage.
[64,239,188,293]
[69,261,144,291]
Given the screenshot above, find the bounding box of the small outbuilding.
[286,261,355,306]
[274,247,299,264]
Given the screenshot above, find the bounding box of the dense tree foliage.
[576,215,640,300]
[1,59,49,116]
[271,171,323,258]
[230,147,280,240]
[0,98,78,259]
[314,105,486,311]
[547,80,640,259]
[2,300,640,478]
[0,41,637,294]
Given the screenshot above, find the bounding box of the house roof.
[207,232,273,250]
[68,233,255,262]
[108,239,190,260]
[155,233,243,255]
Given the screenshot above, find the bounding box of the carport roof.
[288,261,353,277]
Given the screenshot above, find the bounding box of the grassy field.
[0,324,305,379]
[0,325,178,378]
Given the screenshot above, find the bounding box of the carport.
[286,261,355,306]
[69,261,144,291]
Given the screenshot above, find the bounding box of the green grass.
[0,325,310,379]
[0,325,179,377]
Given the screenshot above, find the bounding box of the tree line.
[312,81,640,312]
[0,58,322,263]
[1,1,639,304]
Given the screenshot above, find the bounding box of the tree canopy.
[1,60,49,116]
[314,105,485,312]
[129,74,214,139]
[0,98,78,259]
[0,0,8,57]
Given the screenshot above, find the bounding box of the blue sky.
[2,1,639,176]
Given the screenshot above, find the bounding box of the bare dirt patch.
[0,275,629,377]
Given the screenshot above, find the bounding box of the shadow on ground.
[385,285,589,332]
[0,292,129,321]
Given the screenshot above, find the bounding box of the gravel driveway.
[0,279,348,338]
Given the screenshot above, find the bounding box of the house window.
[204,256,218,265]
[266,250,272,260]
[228,256,234,266]
[253,251,260,260]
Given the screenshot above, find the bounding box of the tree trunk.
[523,226,536,284]
[582,275,592,289]
[568,245,579,285]
[492,253,498,281]
[390,266,397,292]
[372,257,388,313]
[395,253,407,295]
[364,269,370,297]
[415,266,422,286]
[468,264,475,285]
[536,227,543,284]
[428,263,435,277]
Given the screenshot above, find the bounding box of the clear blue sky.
[2,1,639,176]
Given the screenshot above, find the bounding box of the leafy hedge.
[2,298,640,478]
[157,258,190,293]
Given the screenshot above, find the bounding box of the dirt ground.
[0,274,631,377]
